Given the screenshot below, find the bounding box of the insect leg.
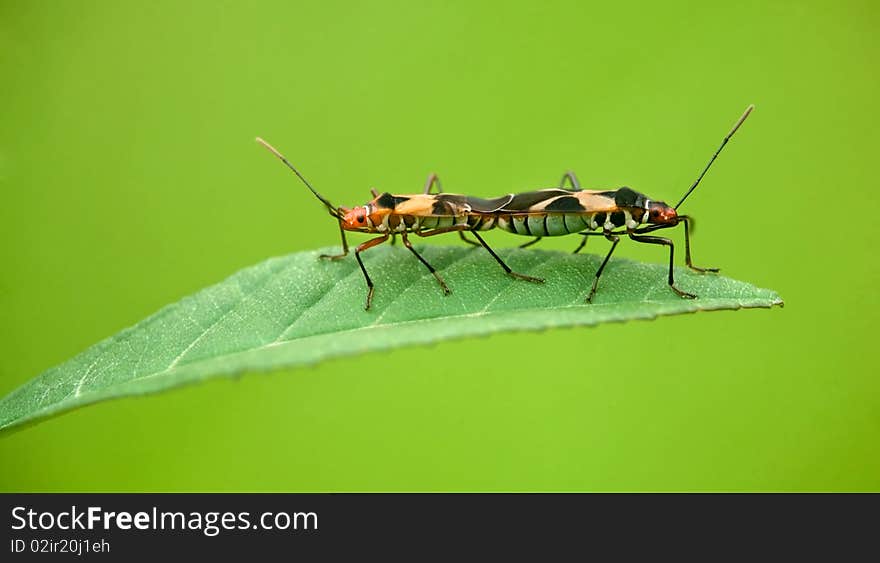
[585,232,620,303]
[469,231,545,283]
[627,232,696,299]
[518,237,542,249]
[559,171,581,190]
[400,232,451,296]
[572,231,606,254]
[630,223,673,235]
[320,214,351,260]
[632,220,719,274]
[455,231,481,247]
[414,224,470,237]
[680,217,719,273]
[354,234,390,310]
[423,173,442,194]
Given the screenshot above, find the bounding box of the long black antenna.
[256,137,342,218]
[674,104,754,210]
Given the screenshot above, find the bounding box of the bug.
[256,140,544,310]
[489,104,754,301]
[257,104,753,309]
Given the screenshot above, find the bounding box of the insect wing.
[499,189,619,215]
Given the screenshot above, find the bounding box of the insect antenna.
[256,137,342,219]
[674,104,754,210]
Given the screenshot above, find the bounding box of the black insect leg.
[559,171,581,190]
[627,232,696,299]
[632,220,719,275]
[320,215,351,260]
[572,231,606,254]
[400,231,451,296]
[679,216,719,273]
[519,237,542,249]
[469,231,544,283]
[354,234,390,310]
[455,231,481,247]
[423,173,442,194]
[585,232,620,303]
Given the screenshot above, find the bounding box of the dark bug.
[484,105,753,301]
[257,105,753,308]
[256,139,539,309]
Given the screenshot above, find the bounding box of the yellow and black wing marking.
[384,193,514,217]
[500,189,618,214]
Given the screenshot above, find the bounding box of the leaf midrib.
[67,294,776,397]
[0,246,783,433]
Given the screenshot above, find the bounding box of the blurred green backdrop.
[1,0,877,491]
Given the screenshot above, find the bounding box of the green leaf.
[0,246,782,433]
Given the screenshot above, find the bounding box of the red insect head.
[646,201,679,225]
[340,205,391,231]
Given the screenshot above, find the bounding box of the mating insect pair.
[258,105,753,310]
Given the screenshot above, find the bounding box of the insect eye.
[357,214,365,223]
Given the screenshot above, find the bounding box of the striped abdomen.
[493,187,651,236]
[497,209,644,237]
[498,214,590,237]
[382,213,497,232]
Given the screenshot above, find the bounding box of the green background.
[1,0,877,491]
